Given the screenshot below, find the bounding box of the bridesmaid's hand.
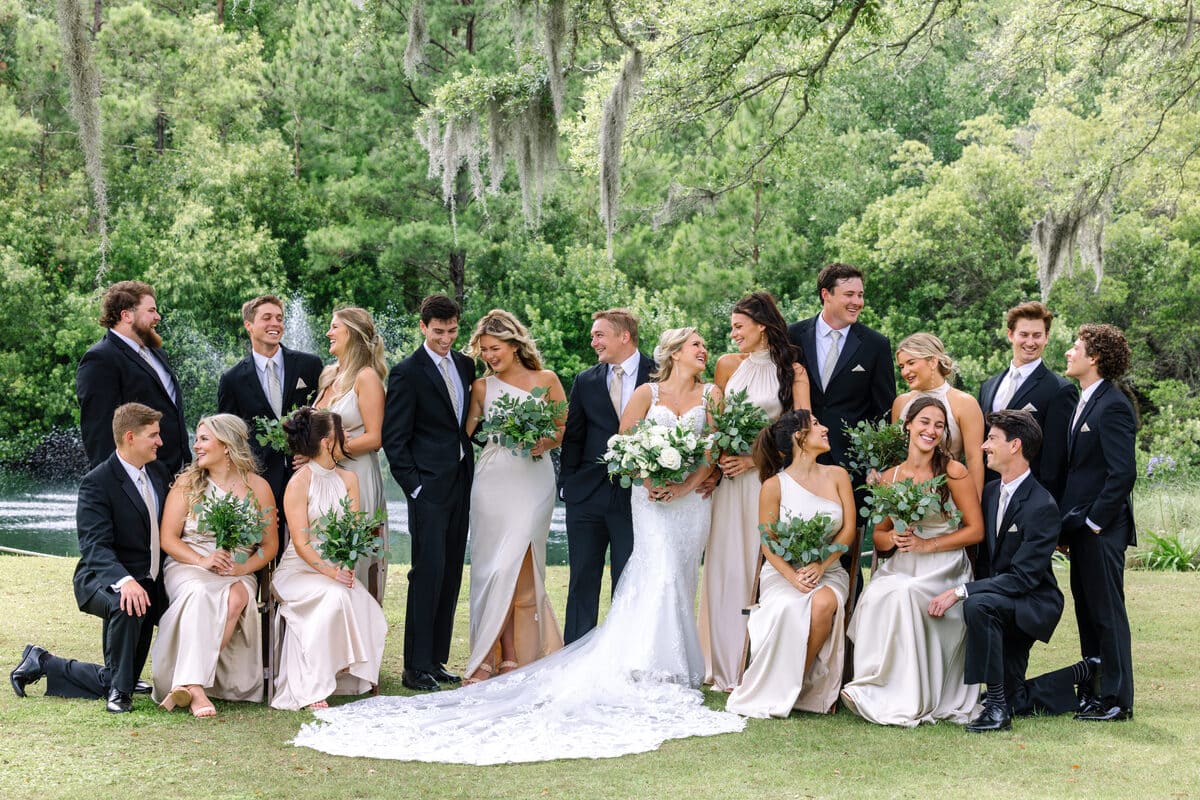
[333,567,355,588]
[793,562,823,593]
[892,527,925,553]
[695,472,720,500]
[718,454,754,478]
[292,453,311,469]
[529,436,556,458]
[209,549,235,574]
[866,468,882,486]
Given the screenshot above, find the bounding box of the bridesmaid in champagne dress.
[892,332,985,497]
[153,414,278,717]
[315,307,389,603]
[840,396,984,726]
[700,292,810,691]
[271,408,387,711]
[461,310,565,684]
[726,410,856,717]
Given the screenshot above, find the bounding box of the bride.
[292,327,746,763]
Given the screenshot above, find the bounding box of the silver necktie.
[821,330,842,390]
[994,368,1022,411]
[609,365,625,415]
[439,357,461,421]
[267,360,284,418]
[138,472,161,579]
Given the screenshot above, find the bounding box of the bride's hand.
[695,472,720,500]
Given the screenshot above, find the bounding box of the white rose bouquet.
[602,420,713,489]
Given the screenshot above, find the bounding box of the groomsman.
[978,301,1077,497]
[929,410,1065,732]
[559,309,654,643]
[1059,324,1137,721]
[217,295,323,516]
[77,281,189,474]
[382,295,476,691]
[787,263,895,471]
[10,404,170,712]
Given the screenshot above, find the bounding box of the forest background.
[1,0,1198,487]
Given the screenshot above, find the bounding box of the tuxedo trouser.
[562,495,634,645]
[45,581,156,698]
[964,592,1078,715]
[404,460,471,672]
[1070,520,1134,708]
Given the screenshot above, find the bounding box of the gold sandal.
[462,663,495,686]
[498,660,519,675]
[158,686,192,712]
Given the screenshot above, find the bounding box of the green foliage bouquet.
[254,415,290,455]
[312,496,386,570]
[760,512,847,567]
[707,387,770,458]
[478,386,567,460]
[841,418,907,475]
[603,420,713,489]
[195,490,266,564]
[861,474,961,533]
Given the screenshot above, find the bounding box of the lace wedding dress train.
[291,387,745,764]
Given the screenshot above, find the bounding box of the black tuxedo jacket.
[72,452,170,611]
[978,362,1078,496]
[787,315,895,468]
[76,331,189,475]
[1060,380,1137,545]
[216,346,323,512]
[382,346,477,505]
[967,476,1064,643]
[558,354,656,506]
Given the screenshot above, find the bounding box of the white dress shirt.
[815,314,849,380]
[424,342,465,418]
[252,348,285,404]
[993,358,1042,412]
[609,351,641,415]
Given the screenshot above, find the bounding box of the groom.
[10,403,169,712]
[382,294,476,691]
[559,309,655,643]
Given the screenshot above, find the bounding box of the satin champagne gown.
[327,387,389,601]
[464,376,563,678]
[270,463,388,710]
[151,484,263,702]
[699,349,783,690]
[726,474,849,717]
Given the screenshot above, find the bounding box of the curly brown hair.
[99,281,155,328]
[1077,324,1131,380]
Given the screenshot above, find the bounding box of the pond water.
[0,471,570,565]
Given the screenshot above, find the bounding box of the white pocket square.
[297,377,308,389]
[1080,422,1091,433]
[1022,402,1037,412]
[851,364,866,373]
[1008,524,1018,532]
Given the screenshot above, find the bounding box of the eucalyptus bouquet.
[603,420,713,489]
[707,388,770,459]
[312,496,386,569]
[840,418,907,475]
[861,474,961,533]
[195,490,266,564]
[254,415,290,455]
[478,386,567,460]
[760,512,847,567]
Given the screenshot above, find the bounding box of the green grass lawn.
[1,555,1196,800]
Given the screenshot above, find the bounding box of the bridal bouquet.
[760,513,847,567]
[477,386,567,461]
[861,474,961,533]
[603,420,713,489]
[840,418,907,475]
[707,388,770,458]
[312,496,386,569]
[195,490,266,564]
[254,415,291,455]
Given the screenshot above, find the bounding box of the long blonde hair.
[651,326,701,384]
[173,414,259,507]
[319,306,387,401]
[897,332,956,379]
[467,309,543,373]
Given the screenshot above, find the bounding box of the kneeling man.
[10,403,170,712]
[929,409,1065,732]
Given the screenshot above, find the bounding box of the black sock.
[1070,659,1093,684]
[986,683,1006,707]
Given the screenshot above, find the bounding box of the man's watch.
[954,585,967,600]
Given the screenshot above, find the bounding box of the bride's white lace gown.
[292,383,746,763]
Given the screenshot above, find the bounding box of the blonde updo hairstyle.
[319,306,387,401]
[897,332,956,379]
[651,326,702,385]
[174,413,260,506]
[467,309,543,372]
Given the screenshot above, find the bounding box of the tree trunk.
[448,250,466,307]
[155,107,166,154]
[292,110,301,178]
[217,0,225,25]
[92,0,102,37]
[462,0,475,53]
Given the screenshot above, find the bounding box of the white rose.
[657,446,682,470]
[607,434,622,448]
[684,433,698,450]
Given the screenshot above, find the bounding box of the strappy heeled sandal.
[498,660,519,675]
[158,686,192,712]
[462,663,495,686]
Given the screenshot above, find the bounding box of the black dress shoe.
[966,702,1012,733]
[1077,656,1102,712]
[432,666,461,684]
[1074,702,1132,722]
[10,644,48,698]
[133,680,153,695]
[401,669,440,692]
[106,688,134,713]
